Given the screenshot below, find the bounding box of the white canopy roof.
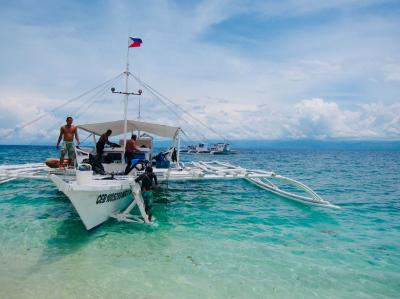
[78,120,180,139]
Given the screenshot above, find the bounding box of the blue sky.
[0,0,399,144]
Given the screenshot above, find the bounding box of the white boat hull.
[50,175,134,230]
[65,188,132,230]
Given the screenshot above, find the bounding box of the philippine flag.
[129,37,142,48]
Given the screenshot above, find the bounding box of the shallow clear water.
[0,145,399,298]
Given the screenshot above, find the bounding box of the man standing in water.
[56,116,80,168]
[135,166,158,221]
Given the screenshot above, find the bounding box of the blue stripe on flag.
[130,37,142,43]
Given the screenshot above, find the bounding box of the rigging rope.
[130,73,229,143]
[132,82,215,143]
[78,133,93,144]
[4,68,231,148]
[29,74,124,142]
[3,73,124,138]
[75,75,123,121]
[129,89,210,143]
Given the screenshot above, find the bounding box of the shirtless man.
[124,134,141,174]
[56,116,80,168]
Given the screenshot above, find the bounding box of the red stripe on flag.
[129,42,141,48]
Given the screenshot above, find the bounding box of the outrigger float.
[0,47,339,230]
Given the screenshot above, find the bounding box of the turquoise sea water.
[0,145,399,298]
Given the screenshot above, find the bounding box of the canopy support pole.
[92,134,97,154]
[177,129,181,167]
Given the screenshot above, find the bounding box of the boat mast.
[137,83,141,138]
[123,45,130,156]
[110,39,142,158]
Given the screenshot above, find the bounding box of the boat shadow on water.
[27,186,172,276]
[26,192,101,275]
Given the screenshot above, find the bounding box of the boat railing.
[74,147,92,168]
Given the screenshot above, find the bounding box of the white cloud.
[383,63,400,82]
[0,93,60,142]
[256,0,393,17]
[181,98,400,140]
[193,0,247,33]
[288,99,357,138]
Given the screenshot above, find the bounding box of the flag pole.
[123,39,130,157]
[110,38,141,164]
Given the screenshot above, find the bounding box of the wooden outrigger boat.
[0,46,339,230]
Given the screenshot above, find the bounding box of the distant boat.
[210,143,236,155]
[181,143,236,155]
[182,143,210,154]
